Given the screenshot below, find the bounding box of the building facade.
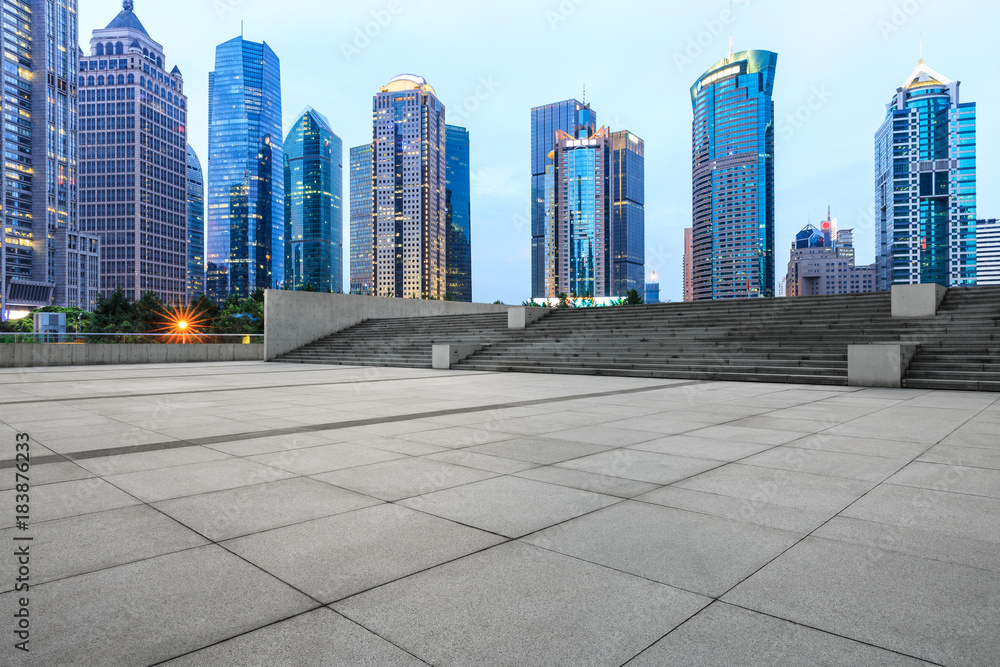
[371,74,446,299]
[645,272,660,304]
[206,37,282,302]
[543,127,612,298]
[611,130,644,296]
[875,59,977,290]
[785,223,876,297]
[445,124,471,302]
[79,1,188,305]
[2,0,99,315]
[978,219,999,286]
[690,49,777,301]
[349,144,374,295]
[284,108,342,293]
[530,99,596,298]
[186,145,204,300]
[682,227,693,302]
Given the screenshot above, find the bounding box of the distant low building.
[645,273,660,304]
[979,219,999,286]
[785,222,876,297]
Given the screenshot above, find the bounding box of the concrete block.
[508,306,551,329]
[848,344,919,388]
[891,284,947,318]
[432,344,483,370]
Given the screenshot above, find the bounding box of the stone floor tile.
[247,443,405,476]
[313,457,498,501]
[514,466,660,498]
[557,449,719,485]
[105,458,295,503]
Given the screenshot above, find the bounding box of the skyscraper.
[875,58,977,290]
[187,145,205,300]
[2,0,99,315]
[531,99,596,298]
[445,124,472,302]
[682,227,693,302]
[80,1,188,305]
[645,272,660,305]
[207,37,282,301]
[977,219,999,286]
[691,49,777,300]
[349,144,374,295]
[284,108,343,293]
[785,223,876,297]
[543,126,612,298]
[372,74,446,299]
[611,131,645,297]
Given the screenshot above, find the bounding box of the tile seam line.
[0,380,707,469]
[0,371,494,406]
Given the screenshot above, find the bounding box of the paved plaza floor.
[0,361,998,666]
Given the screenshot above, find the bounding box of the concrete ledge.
[848,343,920,388]
[264,291,511,361]
[432,344,484,370]
[0,344,263,368]
[892,284,947,318]
[508,307,552,329]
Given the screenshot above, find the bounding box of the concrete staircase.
[272,312,513,368]
[271,287,1000,391]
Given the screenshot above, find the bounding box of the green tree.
[624,289,644,305]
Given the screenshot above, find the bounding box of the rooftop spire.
[728,0,734,61]
[123,0,134,11]
[919,33,924,64]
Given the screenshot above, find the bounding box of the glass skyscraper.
[187,145,205,300]
[543,127,612,298]
[3,0,99,315]
[531,99,596,298]
[372,75,446,299]
[445,124,472,302]
[875,59,976,290]
[284,108,343,293]
[611,130,645,296]
[206,37,283,301]
[349,144,373,295]
[80,0,187,304]
[690,49,777,300]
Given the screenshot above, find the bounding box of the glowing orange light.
[149,305,211,343]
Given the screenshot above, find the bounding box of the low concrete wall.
[848,343,919,388]
[0,344,263,368]
[892,284,947,318]
[432,344,484,370]
[508,306,552,329]
[264,290,511,361]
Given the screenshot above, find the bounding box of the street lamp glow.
[177,321,188,330]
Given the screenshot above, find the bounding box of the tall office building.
[542,126,612,298]
[682,227,693,302]
[372,74,446,299]
[611,130,645,296]
[2,0,99,315]
[207,37,282,301]
[445,124,471,302]
[978,219,999,286]
[349,144,373,295]
[80,1,188,304]
[875,58,977,290]
[186,145,204,299]
[645,272,660,305]
[691,49,777,300]
[283,108,343,293]
[531,99,596,298]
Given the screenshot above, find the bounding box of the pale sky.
[80,0,998,303]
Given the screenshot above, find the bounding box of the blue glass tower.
[349,144,374,295]
[611,131,645,296]
[445,124,472,302]
[691,50,777,300]
[284,108,343,293]
[206,37,283,302]
[187,145,205,299]
[531,100,596,298]
[875,59,976,290]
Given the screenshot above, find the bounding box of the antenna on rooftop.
[728,0,734,61]
[583,83,586,105]
[919,33,924,64]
